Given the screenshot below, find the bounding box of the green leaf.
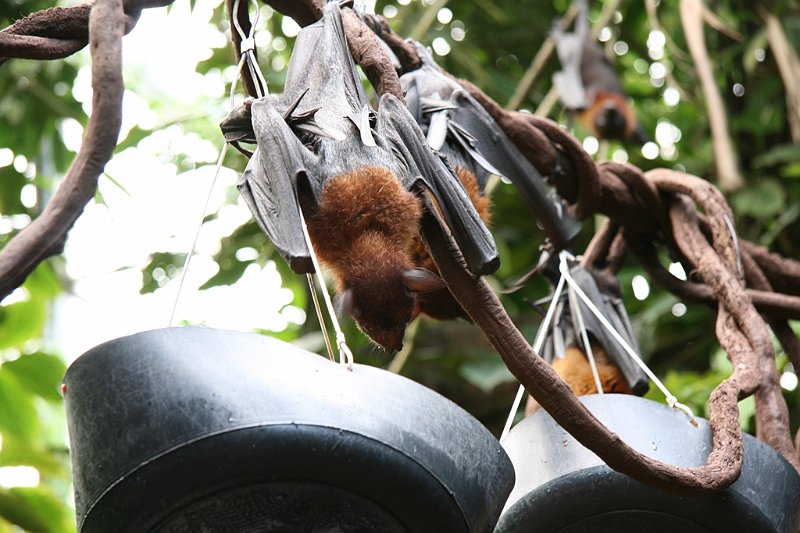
[753,144,800,169]
[0,370,39,442]
[140,252,186,294]
[198,258,250,290]
[0,487,74,533]
[0,490,49,533]
[0,434,66,476]
[101,171,131,196]
[3,353,66,403]
[731,179,786,218]
[0,517,14,532]
[0,299,46,350]
[781,162,800,179]
[0,259,60,351]
[459,359,515,393]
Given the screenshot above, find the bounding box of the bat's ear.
[403,268,447,294]
[336,288,361,319]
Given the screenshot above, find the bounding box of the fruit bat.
[220,3,498,351]
[399,43,582,320]
[552,0,648,144]
[533,258,649,397]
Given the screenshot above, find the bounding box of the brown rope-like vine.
[0,0,175,298]
[0,1,174,64]
[2,0,798,492]
[262,0,800,491]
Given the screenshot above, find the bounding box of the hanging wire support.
[172,0,266,327]
[557,251,696,422]
[298,208,355,369]
[501,272,568,442]
[568,277,605,395]
[307,273,336,362]
[169,142,228,326]
[231,0,268,98]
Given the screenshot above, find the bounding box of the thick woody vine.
[2,0,799,497]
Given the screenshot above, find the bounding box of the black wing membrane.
[237,103,315,274]
[400,46,582,250]
[229,4,368,275]
[568,265,648,395]
[538,263,648,395]
[376,95,499,276]
[224,3,499,277]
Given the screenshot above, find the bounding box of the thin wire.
[568,283,604,394]
[168,142,229,326]
[232,0,268,98]
[307,273,336,362]
[170,0,261,326]
[230,54,247,106]
[557,252,695,421]
[500,273,568,442]
[298,208,354,369]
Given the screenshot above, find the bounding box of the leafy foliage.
[0,264,72,531]
[1,0,799,529]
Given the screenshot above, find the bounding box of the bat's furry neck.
[305,166,422,276]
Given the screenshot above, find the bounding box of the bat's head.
[594,101,628,141]
[339,267,447,352]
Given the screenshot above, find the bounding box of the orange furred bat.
[223,4,499,352]
[523,258,649,415]
[305,167,447,352]
[552,0,649,144]
[526,344,632,415]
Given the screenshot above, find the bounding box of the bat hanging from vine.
[398,41,582,321]
[552,0,649,144]
[221,2,498,351]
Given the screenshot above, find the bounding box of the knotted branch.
[0,0,177,299]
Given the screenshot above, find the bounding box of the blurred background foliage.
[1,0,799,529]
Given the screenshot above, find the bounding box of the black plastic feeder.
[495,394,800,532]
[63,327,514,532]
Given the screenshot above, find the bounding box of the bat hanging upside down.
[221,3,499,351]
[525,260,649,413]
[552,0,648,144]
[398,42,581,321]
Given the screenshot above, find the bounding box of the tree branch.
[679,0,744,192]
[423,207,751,495]
[0,0,125,299]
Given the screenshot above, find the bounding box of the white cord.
[557,252,695,421]
[501,251,696,443]
[298,208,354,369]
[307,273,336,362]
[171,1,267,326]
[500,273,567,442]
[568,282,604,395]
[232,0,268,98]
[168,143,228,326]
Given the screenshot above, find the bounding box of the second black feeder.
[63,327,515,532]
[496,394,800,532]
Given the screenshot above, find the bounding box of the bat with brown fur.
[399,43,582,321]
[526,344,633,414]
[221,3,498,351]
[524,258,648,413]
[553,0,648,144]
